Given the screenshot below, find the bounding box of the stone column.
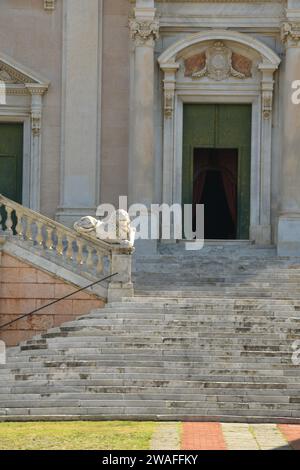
[128,4,159,207]
[25,84,48,212]
[278,18,300,255]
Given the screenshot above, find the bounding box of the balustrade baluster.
[66,236,73,260]
[96,252,104,274]
[36,221,44,245]
[25,217,33,241]
[56,231,64,256]
[86,246,94,270]
[76,240,84,265]
[15,210,24,237]
[5,207,13,233]
[45,227,53,250]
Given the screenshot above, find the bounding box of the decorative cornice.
[25,84,49,96]
[0,61,36,85]
[129,17,160,47]
[281,22,300,47]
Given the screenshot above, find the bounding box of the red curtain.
[193,151,210,206]
[193,149,238,228]
[219,150,238,228]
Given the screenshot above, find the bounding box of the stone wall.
[101,0,131,207]
[0,253,104,347]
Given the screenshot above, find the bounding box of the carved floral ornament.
[281,22,300,47]
[262,93,273,120]
[184,42,252,81]
[129,18,159,47]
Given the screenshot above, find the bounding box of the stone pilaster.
[56,0,103,226]
[25,84,48,212]
[257,64,277,245]
[278,17,300,255]
[161,63,179,206]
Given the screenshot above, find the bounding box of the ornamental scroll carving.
[184,42,252,81]
[281,22,300,47]
[129,18,159,47]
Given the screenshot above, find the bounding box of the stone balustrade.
[0,195,133,301]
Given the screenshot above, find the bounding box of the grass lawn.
[0,421,157,450]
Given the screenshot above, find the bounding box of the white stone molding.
[0,53,49,212]
[158,30,281,67]
[158,30,280,245]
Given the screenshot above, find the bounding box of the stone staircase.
[0,242,300,422]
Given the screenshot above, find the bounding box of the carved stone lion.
[74,210,136,249]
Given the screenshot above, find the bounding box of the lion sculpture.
[73,209,136,249]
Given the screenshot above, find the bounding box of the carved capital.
[281,22,300,47]
[129,17,159,47]
[44,0,56,10]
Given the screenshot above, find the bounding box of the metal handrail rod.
[0,272,118,331]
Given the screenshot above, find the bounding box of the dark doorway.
[0,123,23,203]
[0,123,23,231]
[193,148,238,240]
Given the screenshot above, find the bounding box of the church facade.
[1,0,300,255]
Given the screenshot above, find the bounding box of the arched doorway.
[158,30,281,245]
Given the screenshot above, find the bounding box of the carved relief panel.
[184,42,253,81]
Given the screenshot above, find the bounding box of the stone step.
[2,381,299,395]
[10,350,295,362]
[2,371,300,386]
[1,399,300,412]
[1,364,299,378]
[57,321,300,330]
[2,245,300,422]
[5,355,299,370]
[1,407,300,420]
[111,297,300,305]
[0,392,298,404]
[100,307,300,314]
[37,328,300,339]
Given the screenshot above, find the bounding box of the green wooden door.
[182,104,251,239]
[0,123,23,203]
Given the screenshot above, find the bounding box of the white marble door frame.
[158,30,281,244]
[0,53,49,211]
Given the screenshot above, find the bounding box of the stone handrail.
[0,195,133,300]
